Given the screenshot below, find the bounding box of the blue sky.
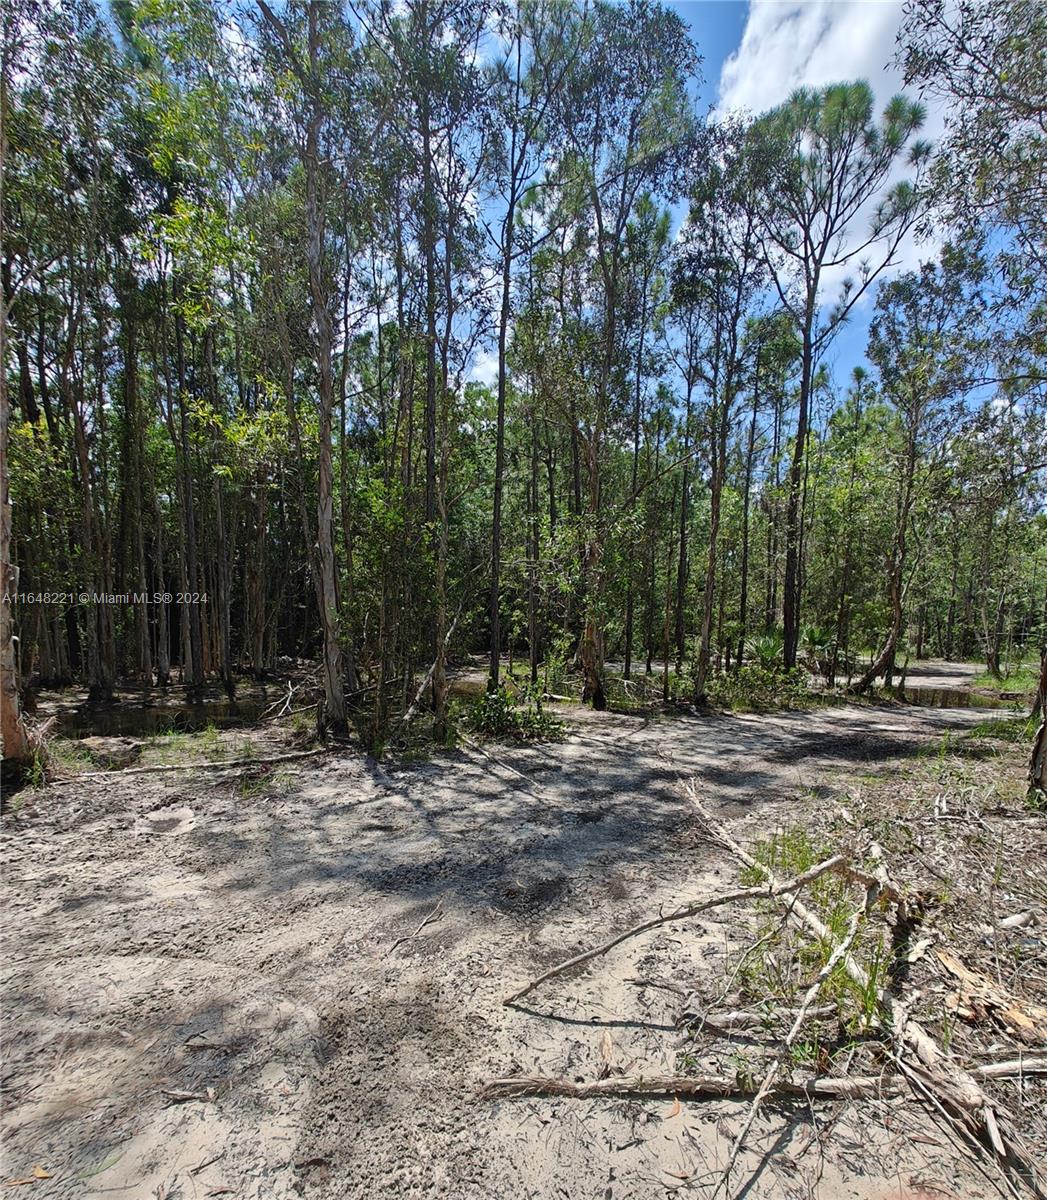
[667,0,945,393]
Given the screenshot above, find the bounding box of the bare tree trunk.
[1,310,30,776]
[153,498,170,686]
[488,177,516,690]
[674,385,693,674]
[1030,652,1047,796]
[694,384,731,701]
[0,35,29,773]
[304,0,346,735]
[737,366,759,669]
[528,403,540,686]
[853,429,916,694]
[783,327,813,669]
[173,308,204,697]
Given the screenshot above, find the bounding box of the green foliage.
[971,664,1041,693]
[744,630,784,668]
[738,825,889,1031]
[706,664,810,712]
[466,685,565,743]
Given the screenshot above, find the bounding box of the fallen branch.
[482,1071,907,1101]
[483,1058,1047,1100]
[258,680,298,720]
[713,883,874,1199]
[689,786,1046,1199]
[678,1003,837,1032]
[49,747,326,782]
[974,1057,1047,1081]
[502,851,854,1006]
[397,610,461,733]
[386,900,444,956]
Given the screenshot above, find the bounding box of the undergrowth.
[971,663,1040,693]
[705,664,812,712]
[466,684,565,743]
[735,825,889,1033]
[964,714,1038,743]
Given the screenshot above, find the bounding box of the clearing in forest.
[3,697,1044,1199]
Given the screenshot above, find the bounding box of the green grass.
[736,825,889,1030]
[138,722,255,766]
[971,663,1040,693]
[238,767,294,799]
[964,715,1038,743]
[48,739,94,773]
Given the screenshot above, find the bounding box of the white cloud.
[718,1,906,120]
[469,346,499,387]
[716,1,949,305]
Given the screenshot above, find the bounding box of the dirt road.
[2,702,997,1198]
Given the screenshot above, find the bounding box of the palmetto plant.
[745,631,785,669]
[801,624,833,658]
[800,624,834,681]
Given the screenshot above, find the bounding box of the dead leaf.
[999,910,1038,930]
[30,1170,51,1181]
[664,1097,682,1120]
[905,936,935,963]
[936,948,1047,1040]
[663,1169,692,1180]
[598,1030,614,1066]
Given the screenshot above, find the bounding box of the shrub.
[467,684,565,742]
[706,664,810,711]
[745,630,785,668]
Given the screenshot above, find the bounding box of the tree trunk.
[1029,652,1047,797]
[852,429,916,694]
[488,203,514,690]
[783,329,813,669]
[737,366,759,669]
[305,0,347,735]
[1,318,30,776]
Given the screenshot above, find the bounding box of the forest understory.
[3,670,1045,1200]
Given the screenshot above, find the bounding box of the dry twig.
[502,851,855,1006]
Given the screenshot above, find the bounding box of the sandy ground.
[1,697,1007,1199]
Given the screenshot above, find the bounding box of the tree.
[852,253,980,692]
[485,0,578,690]
[672,122,766,699]
[257,0,364,735]
[556,0,698,708]
[899,0,1047,298]
[747,81,929,668]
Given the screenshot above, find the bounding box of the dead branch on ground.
[689,786,1046,1199]
[502,850,857,1006]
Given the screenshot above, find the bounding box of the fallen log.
[482,1058,1047,1100]
[483,1071,908,1101]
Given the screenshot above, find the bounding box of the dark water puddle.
[55,699,269,739]
[880,685,1008,709]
